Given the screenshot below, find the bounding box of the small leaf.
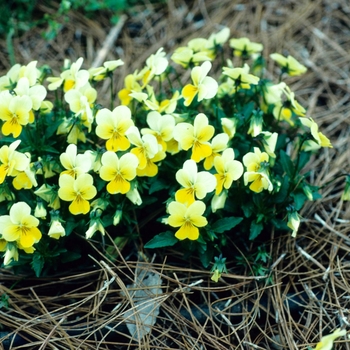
[296,151,310,172]
[249,221,263,240]
[144,231,178,249]
[211,216,243,233]
[279,150,294,177]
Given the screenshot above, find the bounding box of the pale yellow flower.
[243,147,273,193]
[175,159,216,205]
[96,106,134,152]
[89,59,124,81]
[203,133,229,170]
[214,148,244,195]
[60,144,93,178]
[0,202,42,248]
[0,90,33,137]
[270,53,307,76]
[300,117,332,150]
[58,173,97,215]
[167,200,207,240]
[14,77,47,111]
[141,48,168,86]
[118,73,142,106]
[0,140,29,184]
[182,61,218,106]
[229,37,263,57]
[99,151,139,194]
[221,117,237,139]
[173,113,215,162]
[222,63,259,90]
[312,329,346,350]
[48,219,66,239]
[47,57,89,92]
[287,211,300,237]
[141,111,176,152]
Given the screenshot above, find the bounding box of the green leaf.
[199,245,214,268]
[211,216,243,233]
[144,231,178,249]
[31,253,45,277]
[279,150,294,177]
[249,221,263,240]
[296,151,311,172]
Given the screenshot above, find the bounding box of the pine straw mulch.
[1,0,350,348]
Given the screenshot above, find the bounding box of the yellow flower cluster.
[0,27,333,275]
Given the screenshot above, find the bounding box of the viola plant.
[0,27,336,278]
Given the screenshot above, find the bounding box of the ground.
[0,0,350,349]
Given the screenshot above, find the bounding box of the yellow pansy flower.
[203,133,229,170]
[96,105,134,152]
[47,57,90,92]
[214,148,244,195]
[0,140,29,184]
[141,111,175,152]
[140,48,168,86]
[270,53,307,76]
[118,73,143,106]
[173,113,215,162]
[175,159,216,205]
[182,61,218,106]
[99,151,139,194]
[167,200,207,240]
[222,63,259,90]
[229,37,263,58]
[243,147,273,193]
[287,211,301,237]
[0,90,33,137]
[0,202,42,248]
[48,219,66,240]
[60,144,93,178]
[89,59,124,81]
[300,117,332,150]
[58,173,97,215]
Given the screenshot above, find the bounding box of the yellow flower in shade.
[272,85,305,124]
[12,164,37,190]
[173,113,215,162]
[270,53,307,76]
[58,173,97,215]
[64,83,97,129]
[3,244,19,266]
[118,73,143,106]
[171,47,212,68]
[243,147,273,193]
[312,329,346,350]
[0,91,33,137]
[14,77,47,112]
[126,126,160,170]
[0,202,42,248]
[96,106,134,152]
[287,211,301,237]
[140,48,168,86]
[222,63,259,90]
[141,111,176,152]
[207,27,230,53]
[182,61,218,106]
[99,151,139,194]
[229,37,263,58]
[126,187,142,205]
[18,61,41,86]
[0,140,29,184]
[48,219,66,240]
[167,200,207,240]
[89,59,124,81]
[144,87,180,114]
[221,117,237,140]
[203,133,229,170]
[260,131,278,158]
[60,144,93,178]
[263,82,287,105]
[175,159,216,205]
[211,189,228,213]
[47,57,90,92]
[214,148,244,195]
[300,117,332,150]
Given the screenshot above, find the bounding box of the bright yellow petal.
[19,227,42,248]
[175,222,199,240]
[69,196,90,215]
[106,176,130,194]
[2,119,22,137]
[191,142,212,162]
[175,188,195,205]
[182,84,198,106]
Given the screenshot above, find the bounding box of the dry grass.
[1,0,350,348]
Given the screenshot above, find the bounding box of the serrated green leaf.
[144,231,178,249]
[31,254,45,277]
[249,221,263,240]
[211,216,243,233]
